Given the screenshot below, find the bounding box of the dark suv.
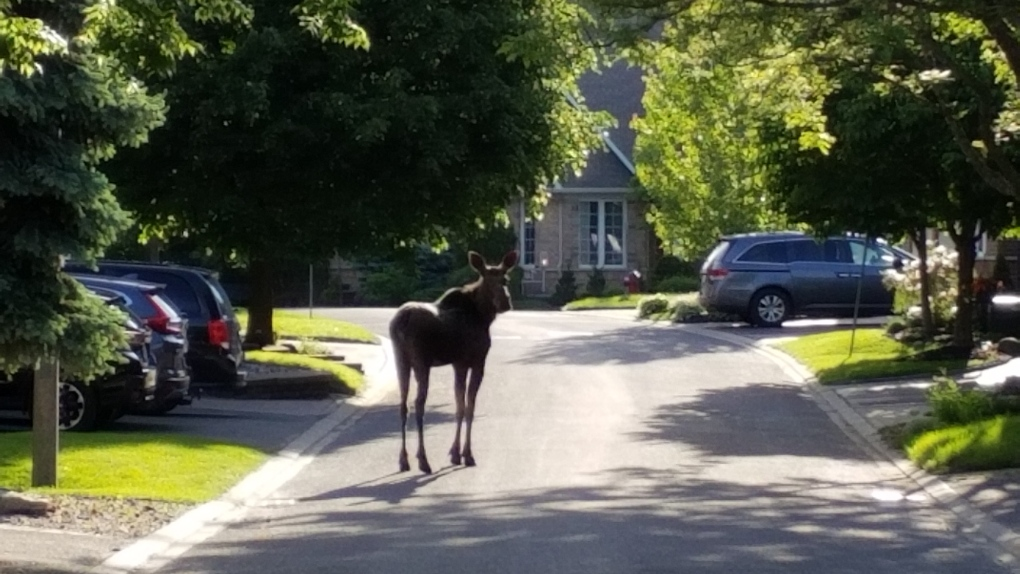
[73,275,192,413]
[699,231,916,327]
[63,260,246,386]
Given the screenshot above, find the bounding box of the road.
[152,308,1013,574]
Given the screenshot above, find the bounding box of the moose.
[388,250,519,474]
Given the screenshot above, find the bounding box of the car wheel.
[750,288,791,328]
[59,381,99,431]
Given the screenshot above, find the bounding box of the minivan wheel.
[750,288,790,328]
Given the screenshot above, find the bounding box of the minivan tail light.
[707,268,729,279]
[208,319,230,348]
[145,294,181,335]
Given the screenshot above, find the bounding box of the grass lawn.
[775,328,986,384]
[245,350,365,393]
[904,415,1020,473]
[0,432,266,502]
[563,293,644,310]
[235,308,377,344]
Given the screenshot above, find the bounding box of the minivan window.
[737,241,789,264]
[848,241,896,266]
[823,240,851,263]
[701,241,731,273]
[121,272,203,319]
[788,240,824,263]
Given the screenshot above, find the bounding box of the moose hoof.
[419,459,433,475]
[463,454,476,467]
[399,453,411,473]
[449,448,462,465]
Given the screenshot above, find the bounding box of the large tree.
[0,0,365,376]
[107,0,606,344]
[592,0,1020,202]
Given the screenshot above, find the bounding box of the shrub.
[926,376,995,426]
[885,317,907,336]
[637,294,671,318]
[882,241,958,327]
[604,287,626,297]
[671,299,704,321]
[361,268,420,306]
[508,266,524,298]
[445,265,478,288]
[653,255,695,282]
[586,267,607,297]
[550,268,578,306]
[655,275,699,293]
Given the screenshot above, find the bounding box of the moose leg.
[412,365,433,474]
[462,366,484,467]
[396,353,412,473]
[449,364,468,465]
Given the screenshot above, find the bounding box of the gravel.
[0,494,194,539]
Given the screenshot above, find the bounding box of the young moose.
[388,250,518,474]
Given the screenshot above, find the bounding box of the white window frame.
[577,199,627,270]
[518,202,536,269]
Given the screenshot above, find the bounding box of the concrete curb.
[92,335,395,574]
[678,323,1020,572]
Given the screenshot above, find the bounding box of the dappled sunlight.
[163,463,985,574]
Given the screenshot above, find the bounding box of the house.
[906,229,1020,287]
[506,59,659,297]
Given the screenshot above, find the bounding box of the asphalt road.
[153,308,1012,574]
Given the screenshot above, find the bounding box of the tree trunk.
[912,230,936,341]
[245,257,276,348]
[950,220,978,350]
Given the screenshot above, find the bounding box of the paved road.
[155,309,1013,574]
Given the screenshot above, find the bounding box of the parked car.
[72,274,193,414]
[698,231,916,327]
[0,292,158,431]
[63,260,246,386]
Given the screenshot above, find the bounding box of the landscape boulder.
[0,489,53,516]
[997,337,1020,357]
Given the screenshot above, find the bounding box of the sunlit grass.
[235,308,377,343]
[905,415,1020,473]
[0,432,266,502]
[245,350,364,393]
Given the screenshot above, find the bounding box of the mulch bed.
[0,494,193,539]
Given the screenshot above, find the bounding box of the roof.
[558,59,646,190]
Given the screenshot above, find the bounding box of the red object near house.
[623,270,642,294]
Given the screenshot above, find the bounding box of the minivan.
[699,231,916,327]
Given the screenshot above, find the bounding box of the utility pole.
[32,356,59,487]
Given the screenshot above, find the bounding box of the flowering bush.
[881,241,958,327]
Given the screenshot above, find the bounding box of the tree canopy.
[0,0,361,377]
[105,0,607,341]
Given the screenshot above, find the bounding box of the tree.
[763,46,1018,347]
[107,0,607,345]
[591,0,1020,202]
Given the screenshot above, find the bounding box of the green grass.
[235,308,377,344]
[245,350,365,392]
[0,432,266,502]
[905,415,1020,473]
[563,293,645,310]
[775,328,984,384]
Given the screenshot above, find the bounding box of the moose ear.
[500,250,519,271]
[468,251,487,273]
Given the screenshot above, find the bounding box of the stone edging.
[677,323,1020,572]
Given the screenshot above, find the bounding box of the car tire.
[750,288,791,328]
[59,381,99,432]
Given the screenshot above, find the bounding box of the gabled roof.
[558,58,646,190]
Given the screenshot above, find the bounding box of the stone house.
[506,59,659,298]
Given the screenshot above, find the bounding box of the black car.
[63,260,246,387]
[73,275,193,413]
[0,293,157,431]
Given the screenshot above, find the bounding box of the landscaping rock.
[997,337,1020,357]
[0,490,53,516]
[999,376,1020,396]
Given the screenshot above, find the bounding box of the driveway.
[143,308,1014,574]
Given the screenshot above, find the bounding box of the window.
[737,241,789,264]
[578,200,626,267]
[523,219,536,266]
[787,240,824,263]
[847,240,897,266]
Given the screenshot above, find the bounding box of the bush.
[926,376,995,426]
[653,255,696,282]
[361,268,420,306]
[445,265,478,288]
[604,287,626,297]
[586,267,607,297]
[550,268,578,306]
[655,275,699,293]
[637,294,671,318]
[671,299,705,321]
[882,241,958,327]
[508,266,524,298]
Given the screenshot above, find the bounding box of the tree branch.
[981,13,1020,83]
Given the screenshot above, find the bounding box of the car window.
[788,240,824,263]
[701,241,731,272]
[202,275,235,318]
[737,241,789,264]
[823,240,851,263]
[120,272,203,319]
[848,241,897,266]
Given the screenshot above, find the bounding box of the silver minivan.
[699,232,916,327]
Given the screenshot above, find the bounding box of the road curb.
[92,335,395,574]
[678,324,1020,572]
